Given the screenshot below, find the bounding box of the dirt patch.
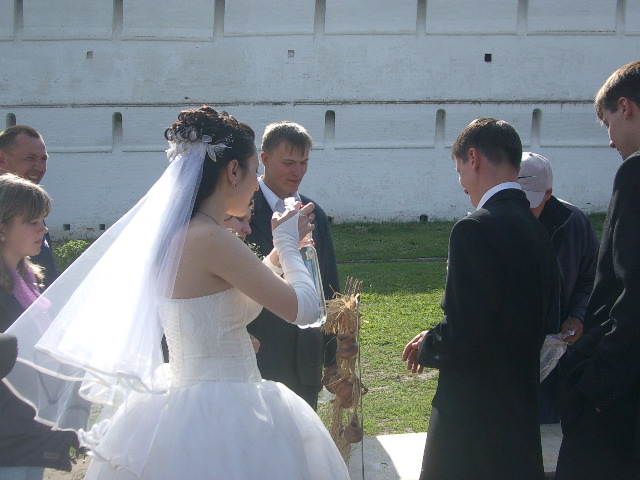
[44,458,89,480]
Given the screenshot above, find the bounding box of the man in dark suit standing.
[0,125,57,288]
[246,121,338,409]
[403,118,559,480]
[555,61,640,480]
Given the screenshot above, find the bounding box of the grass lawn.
[318,222,451,435]
[328,262,447,435]
[319,222,453,435]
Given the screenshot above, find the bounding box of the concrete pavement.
[347,424,563,479]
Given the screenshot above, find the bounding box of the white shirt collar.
[476,182,521,210]
[258,177,300,213]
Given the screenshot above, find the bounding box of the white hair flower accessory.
[201,135,230,162]
[165,130,229,164]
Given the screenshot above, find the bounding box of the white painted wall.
[0,0,637,237]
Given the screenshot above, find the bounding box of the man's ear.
[467,148,481,169]
[619,97,638,119]
[544,189,553,202]
[260,151,269,168]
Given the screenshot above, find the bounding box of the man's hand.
[561,317,584,344]
[402,331,428,374]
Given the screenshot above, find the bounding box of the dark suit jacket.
[539,196,599,326]
[417,188,559,480]
[246,188,339,390]
[560,152,640,463]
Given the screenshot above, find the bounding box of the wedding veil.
[2,140,207,432]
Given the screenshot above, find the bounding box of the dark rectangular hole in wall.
[63,224,71,231]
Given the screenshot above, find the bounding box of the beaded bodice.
[159,288,263,386]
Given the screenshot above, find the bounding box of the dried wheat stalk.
[322,277,365,464]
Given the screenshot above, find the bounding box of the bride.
[3,106,350,479]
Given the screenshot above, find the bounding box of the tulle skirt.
[81,380,350,480]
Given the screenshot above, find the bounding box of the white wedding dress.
[82,288,350,480]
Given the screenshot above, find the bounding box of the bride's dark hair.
[164,106,256,216]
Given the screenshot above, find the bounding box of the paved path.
[347,424,563,480]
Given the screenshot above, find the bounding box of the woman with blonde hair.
[0,173,78,480]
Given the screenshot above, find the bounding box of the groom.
[403,118,559,480]
[246,121,339,409]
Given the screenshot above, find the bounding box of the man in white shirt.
[246,121,339,409]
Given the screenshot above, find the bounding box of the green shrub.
[53,239,91,272]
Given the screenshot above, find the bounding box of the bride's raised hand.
[297,202,316,243]
[270,201,316,240]
[271,200,301,232]
[264,199,321,326]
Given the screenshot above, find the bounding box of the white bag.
[539,334,568,382]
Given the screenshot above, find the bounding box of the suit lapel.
[249,189,276,252]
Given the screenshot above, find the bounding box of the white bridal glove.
[262,253,284,276]
[272,207,320,326]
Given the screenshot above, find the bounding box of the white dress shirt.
[476,182,522,210]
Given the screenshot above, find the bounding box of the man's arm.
[417,216,503,370]
[562,208,600,342]
[567,221,599,322]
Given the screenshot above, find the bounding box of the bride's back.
[171,216,233,299]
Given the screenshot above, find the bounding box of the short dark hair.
[451,118,522,169]
[0,125,42,152]
[595,61,640,121]
[261,121,312,156]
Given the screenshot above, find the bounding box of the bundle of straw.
[322,277,366,463]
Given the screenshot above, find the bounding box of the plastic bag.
[539,334,568,382]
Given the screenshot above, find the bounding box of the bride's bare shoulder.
[184,218,237,251]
